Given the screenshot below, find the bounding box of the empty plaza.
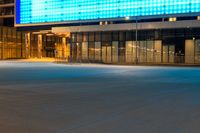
[0,62,200,133]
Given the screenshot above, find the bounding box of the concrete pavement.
[0,62,200,133]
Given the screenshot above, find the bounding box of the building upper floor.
[15,0,200,27]
[0,0,14,18]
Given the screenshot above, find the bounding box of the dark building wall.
[0,0,14,26]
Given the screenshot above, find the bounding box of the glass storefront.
[0,26,71,60]
[1,26,200,65]
[70,29,200,64]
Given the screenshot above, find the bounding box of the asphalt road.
[0,62,200,133]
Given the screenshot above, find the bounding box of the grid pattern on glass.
[16,0,200,25]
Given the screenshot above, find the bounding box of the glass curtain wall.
[71,31,162,64]
[71,29,200,64]
[0,26,25,60]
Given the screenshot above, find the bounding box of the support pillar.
[25,32,30,58]
[38,34,43,58]
[62,37,66,59]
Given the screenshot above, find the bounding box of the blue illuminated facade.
[16,0,200,25]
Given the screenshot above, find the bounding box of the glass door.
[102,46,112,63]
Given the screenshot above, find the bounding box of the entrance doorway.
[162,45,175,63]
[162,38,185,64]
[102,46,112,63]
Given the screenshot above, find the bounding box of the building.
[0,0,14,26]
[0,0,26,60]
[6,0,200,64]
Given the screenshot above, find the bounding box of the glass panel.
[95,32,101,42]
[89,32,95,42]
[147,41,154,63]
[126,41,133,63]
[185,40,194,64]
[169,45,175,63]
[82,42,88,60]
[71,43,77,60]
[154,40,162,63]
[112,32,119,41]
[107,46,112,63]
[119,32,125,41]
[112,41,118,63]
[102,46,107,63]
[119,41,125,63]
[77,33,83,42]
[102,32,112,42]
[71,33,77,43]
[89,42,95,60]
[83,33,88,42]
[162,45,169,63]
[102,43,112,63]
[95,42,101,61]
[132,41,137,63]
[195,40,200,64]
[138,41,147,63]
[126,31,133,41]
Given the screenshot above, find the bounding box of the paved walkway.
[0,62,200,133]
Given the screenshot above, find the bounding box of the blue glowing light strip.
[16,0,200,25]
